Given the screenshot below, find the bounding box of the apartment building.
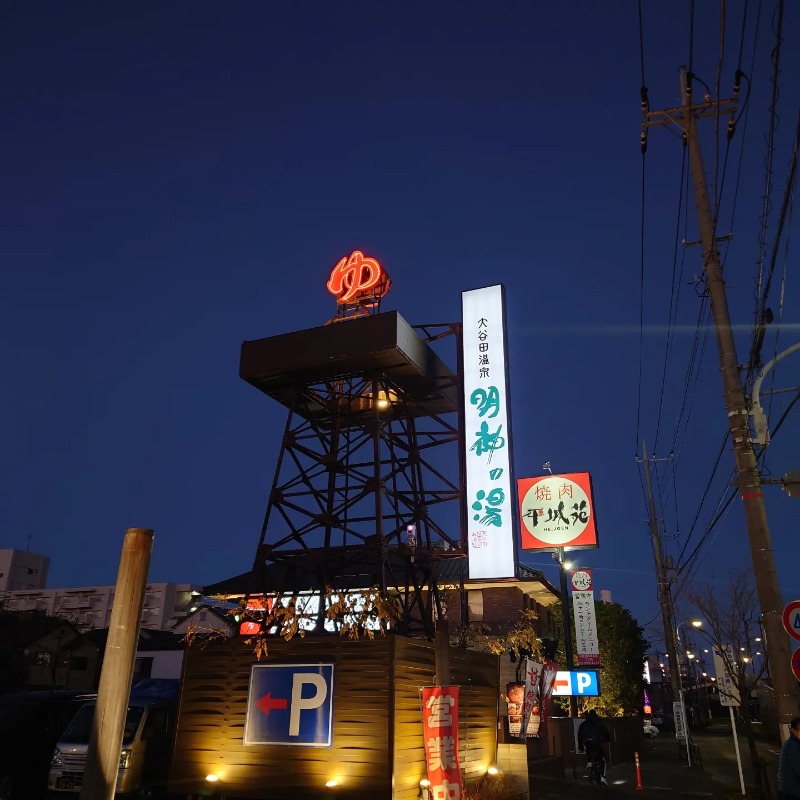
[0,548,50,592]
[2,581,202,632]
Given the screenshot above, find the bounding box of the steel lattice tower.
[239,309,466,637]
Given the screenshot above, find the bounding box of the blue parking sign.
[244,663,334,747]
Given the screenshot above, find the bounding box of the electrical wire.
[635,0,648,454]
[636,152,646,454]
[721,0,761,264]
[748,0,785,380]
[653,150,688,456]
[713,0,726,223]
[674,431,729,569]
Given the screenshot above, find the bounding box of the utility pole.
[645,67,799,741]
[642,441,684,738]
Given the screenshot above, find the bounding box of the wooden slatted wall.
[392,638,499,800]
[170,636,499,800]
[170,637,392,799]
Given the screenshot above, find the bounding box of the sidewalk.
[530,734,743,799]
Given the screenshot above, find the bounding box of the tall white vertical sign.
[570,569,601,666]
[712,645,741,707]
[462,285,515,579]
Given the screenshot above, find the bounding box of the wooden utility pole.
[80,528,154,800]
[641,442,682,716]
[644,66,800,741]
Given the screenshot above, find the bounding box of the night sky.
[2,2,798,639]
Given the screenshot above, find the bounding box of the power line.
[635,0,648,454]
[749,0,785,379]
[653,150,688,455]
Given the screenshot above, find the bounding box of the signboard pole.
[728,707,746,796]
[557,550,578,718]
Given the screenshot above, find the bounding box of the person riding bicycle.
[578,709,611,785]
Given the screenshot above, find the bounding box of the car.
[0,690,95,800]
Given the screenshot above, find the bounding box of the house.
[0,611,85,690]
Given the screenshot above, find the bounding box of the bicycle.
[579,747,608,787]
[587,758,604,786]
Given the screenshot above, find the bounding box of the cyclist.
[578,709,611,785]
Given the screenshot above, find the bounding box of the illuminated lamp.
[347,387,401,414]
[325,779,338,787]
[239,621,262,636]
[205,774,219,782]
[419,779,431,787]
[487,766,500,776]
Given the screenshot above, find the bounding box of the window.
[468,590,484,622]
[133,657,153,679]
[34,651,52,666]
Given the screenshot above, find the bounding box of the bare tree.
[689,570,770,793]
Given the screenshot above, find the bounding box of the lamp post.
[675,620,703,766]
[555,549,579,719]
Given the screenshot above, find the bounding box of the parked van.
[47,692,175,799]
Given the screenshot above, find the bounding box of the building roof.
[0,611,78,648]
[204,547,560,607]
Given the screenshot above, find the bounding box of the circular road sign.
[792,649,800,683]
[782,600,800,642]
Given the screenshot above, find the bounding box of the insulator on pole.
[640,86,649,113]
[727,114,736,141]
[640,128,648,154]
[733,69,743,99]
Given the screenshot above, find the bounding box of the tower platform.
[239,311,458,421]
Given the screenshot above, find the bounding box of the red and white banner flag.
[519,658,543,739]
[537,661,559,738]
[421,686,463,799]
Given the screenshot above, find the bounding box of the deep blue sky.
[2,2,798,635]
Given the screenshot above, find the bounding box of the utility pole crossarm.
[643,99,738,129]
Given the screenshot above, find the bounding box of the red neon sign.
[327,250,391,305]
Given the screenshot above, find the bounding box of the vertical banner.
[712,645,741,707]
[462,285,516,579]
[506,681,525,736]
[421,686,463,799]
[519,658,543,739]
[570,569,601,666]
[673,700,687,741]
[537,661,559,738]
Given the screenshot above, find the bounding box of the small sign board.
[673,701,687,741]
[792,648,800,682]
[782,600,800,642]
[551,670,600,697]
[244,663,334,747]
[712,646,740,707]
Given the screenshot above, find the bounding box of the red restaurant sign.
[518,472,599,551]
[421,686,463,799]
[327,250,391,305]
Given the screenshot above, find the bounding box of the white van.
[47,696,174,799]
